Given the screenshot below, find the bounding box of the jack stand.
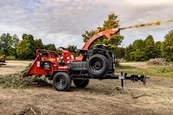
[119,72,128,93]
[120,72,124,93]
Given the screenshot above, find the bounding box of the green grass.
[116,64,173,78]
[116,65,136,69]
[5,56,16,60]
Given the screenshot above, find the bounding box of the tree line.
[0,34,57,59]
[123,30,173,61]
[0,33,78,60]
[0,13,173,61]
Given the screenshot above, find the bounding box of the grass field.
[117,62,173,78]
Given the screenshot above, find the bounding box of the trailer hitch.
[119,72,148,85]
[118,72,149,93]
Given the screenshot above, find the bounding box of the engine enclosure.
[68,44,115,77]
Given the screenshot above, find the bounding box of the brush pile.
[147,58,167,66]
[0,63,52,89]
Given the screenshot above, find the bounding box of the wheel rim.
[91,60,103,71]
[56,76,66,87]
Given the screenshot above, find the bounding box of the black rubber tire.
[87,54,108,77]
[53,72,71,91]
[73,79,89,88]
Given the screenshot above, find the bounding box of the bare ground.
[0,61,32,75]
[0,61,173,115]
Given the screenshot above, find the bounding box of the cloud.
[125,0,173,6]
[0,0,173,48]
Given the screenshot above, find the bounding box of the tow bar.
[118,72,149,93]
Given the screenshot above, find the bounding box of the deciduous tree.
[16,34,43,59]
[82,13,124,51]
[43,44,57,51]
[0,33,19,56]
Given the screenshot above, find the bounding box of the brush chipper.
[25,28,147,91]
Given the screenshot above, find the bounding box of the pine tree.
[161,30,173,61]
[144,35,157,59]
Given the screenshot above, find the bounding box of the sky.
[0,0,173,48]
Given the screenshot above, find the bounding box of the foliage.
[0,33,12,56]
[43,44,57,51]
[155,41,162,58]
[130,49,146,61]
[67,45,79,56]
[114,47,125,59]
[132,39,145,50]
[67,45,77,52]
[35,39,44,50]
[128,39,146,61]
[16,38,34,59]
[0,32,58,60]
[144,35,157,59]
[125,44,134,61]
[82,13,124,51]
[0,33,19,57]
[125,35,163,61]
[16,34,44,59]
[161,30,173,61]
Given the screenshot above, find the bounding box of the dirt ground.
[0,61,173,115]
[0,61,32,75]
